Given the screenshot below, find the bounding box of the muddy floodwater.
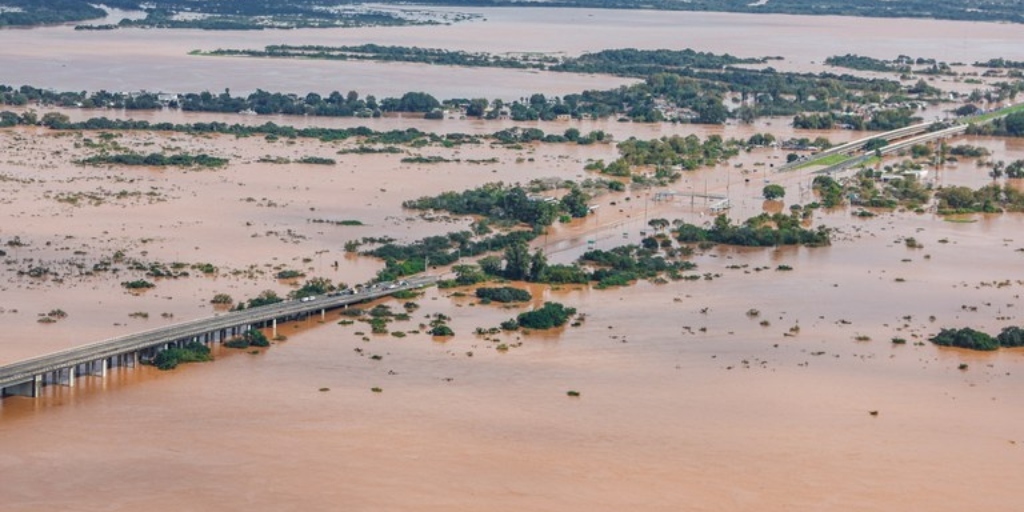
[2,8,1024,512]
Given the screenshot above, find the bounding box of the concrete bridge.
[779,121,939,171]
[814,123,969,176]
[0,276,436,399]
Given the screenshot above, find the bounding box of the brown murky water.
[2,9,1024,511]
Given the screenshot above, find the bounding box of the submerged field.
[1,7,1024,512]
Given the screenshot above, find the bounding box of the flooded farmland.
[1,7,1023,511]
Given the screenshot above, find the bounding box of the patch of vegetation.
[236,290,284,310]
[934,183,1024,214]
[297,156,336,165]
[428,313,454,337]
[512,302,577,330]
[121,279,155,290]
[76,152,228,168]
[674,213,831,247]
[475,286,532,303]
[150,341,212,370]
[930,327,999,351]
[311,218,364,226]
[224,329,270,349]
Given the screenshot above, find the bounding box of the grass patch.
[965,102,1024,124]
[794,153,850,170]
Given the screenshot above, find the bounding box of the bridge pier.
[0,375,42,398]
[1,278,437,402]
[82,359,107,378]
[58,367,76,387]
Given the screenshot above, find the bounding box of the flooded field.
[2,8,1024,511]
[1,7,1023,98]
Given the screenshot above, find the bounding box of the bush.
[429,324,454,336]
[121,279,155,289]
[151,341,212,370]
[224,329,270,349]
[475,286,532,303]
[516,302,577,330]
[996,326,1024,347]
[930,327,999,351]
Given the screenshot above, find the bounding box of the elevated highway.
[0,276,436,399]
[779,121,937,171]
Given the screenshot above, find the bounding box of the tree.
[560,187,591,218]
[503,241,531,281]
[516,302,577,330]
[1004,112,1024,136]
[648,218,670,231]
[478,255,503,277]
[466,98,489,117]
[864,138,889,152]
[529,249,547,282]
[40,112,70,129]
[763,184,786,201]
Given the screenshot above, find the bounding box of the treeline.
[0,0,106,27]
[207,45,771,77]
[0,61,921,124]
[611,134,740,172]
[580,244,697,288]
[974,58,1024,69]
[793,108,922,131]
[447,239,695,289]
[6,0,1024,29]
[824,54,943,73]
[2,112,619,153]
[381,0,1024,24]
[366,230,540,282]
[70,0,470,31]
[0,84,164,110]
[965,112,1024,137]
[109,8,431,31]
[847,169,931,209]
[825,54,909,73]
[551,48,771,76]
[931,327,1024,351]
[76,152,228,168]
[202,44,554,69]
[7,114,474,146]
[675,213,831,247]
[934,183,1024,214]
[402,182,591,229]
[475,287,532,303]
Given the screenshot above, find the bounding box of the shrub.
[224,329,270,349]
[516,302,577,330]
[930,327,999,351]
[151,341,212,370]
[475,286,532,303]
[996,326,1024,347]
[429,324,454,336]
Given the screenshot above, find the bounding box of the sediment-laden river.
[1,8,1023,511]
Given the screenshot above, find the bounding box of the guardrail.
[0,276,436,393]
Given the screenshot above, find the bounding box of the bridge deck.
[0,276,435,391]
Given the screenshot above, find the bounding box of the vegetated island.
[5,0,1024,29]
[4,44,990,127]
[930,327,1024,351]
